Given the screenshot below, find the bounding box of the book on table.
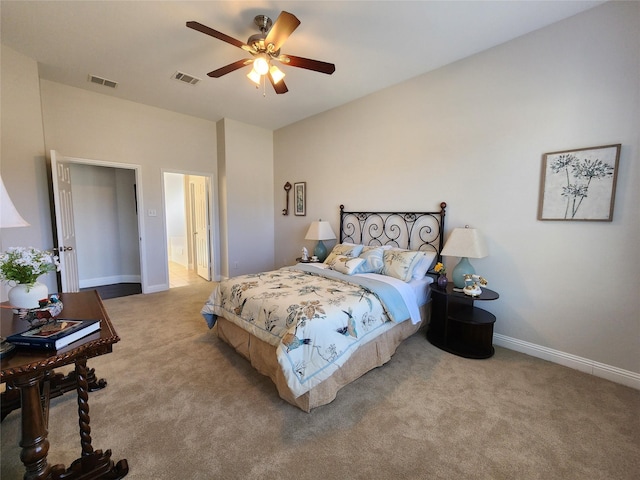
[7,318,101,350]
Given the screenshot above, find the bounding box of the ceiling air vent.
[172,71,201,85]
[88,74,118,89]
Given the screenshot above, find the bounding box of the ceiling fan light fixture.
[253,55,270,75]
[187,11,335,95]
[269,65,285,84]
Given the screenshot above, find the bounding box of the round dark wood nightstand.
[427,283,499,359]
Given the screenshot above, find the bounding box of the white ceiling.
[1,0,605,130]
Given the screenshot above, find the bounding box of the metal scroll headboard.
[339,202,447,263]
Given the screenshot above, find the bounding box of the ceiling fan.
[187,11,335,94]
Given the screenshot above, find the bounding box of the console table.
[1,290,128,479]
[427,283,499,359]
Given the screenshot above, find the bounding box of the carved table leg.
[49,358,128,480]
[76,358,93,455]
[2,368,107,423]
[13,372,52,480]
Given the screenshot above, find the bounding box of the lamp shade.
[269,65,285,84]
[305,221,336,241]
[441,226,488,288]
[305,220,336,262]
[0,175,29,228]
[247,69,262,85]
[440,227,488,259]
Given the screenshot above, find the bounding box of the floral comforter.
[201,264,420,397]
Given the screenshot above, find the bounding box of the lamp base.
[452,257,475,288]
[314,241,328,262]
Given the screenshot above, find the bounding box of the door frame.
[161,169,219,283]
[51,154,146,293]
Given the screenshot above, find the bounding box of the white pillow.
[411,251,437,280]
[381,250,428,282]
[324,243,364,264]
[327,255,365,275]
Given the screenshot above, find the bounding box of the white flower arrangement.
[0,247,60,287]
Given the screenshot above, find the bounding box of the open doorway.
[50,151,144,299]
[163,172,212,288]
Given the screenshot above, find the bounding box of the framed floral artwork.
[294,182,306,216]
[538,144,621,221]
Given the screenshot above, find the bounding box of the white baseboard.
[493,334,640,390]
[143,283,168,294]
[79,275,141,289]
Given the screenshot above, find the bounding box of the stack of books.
[7,318,101,350]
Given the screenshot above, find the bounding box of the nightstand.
[427,283,499,359]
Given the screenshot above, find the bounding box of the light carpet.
[1,282,639,479]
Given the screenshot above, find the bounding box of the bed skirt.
[213,302,430,412]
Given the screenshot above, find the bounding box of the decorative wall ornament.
[538,144,621,221]
[282,182,291,215]
[294,182,306,216]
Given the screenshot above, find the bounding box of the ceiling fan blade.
[187,21,248,50]
[268,72,288,94]
[278,55,335,75]
[207,59,252,78]
[264,11,300,52]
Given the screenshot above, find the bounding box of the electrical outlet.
[148,209,157,217]
[233,261,239,270]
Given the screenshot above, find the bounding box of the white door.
[50,150,80,292]
[190,176,211,280]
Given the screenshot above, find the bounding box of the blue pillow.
[354,246,387,274]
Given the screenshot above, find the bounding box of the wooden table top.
[1,290,121,383]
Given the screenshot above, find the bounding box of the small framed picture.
[538,144,621,221]
[294,182,306,216]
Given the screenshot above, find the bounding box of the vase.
[437,275,448,288]
[8,282,48,309]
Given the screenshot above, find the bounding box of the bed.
[202,203,447,411]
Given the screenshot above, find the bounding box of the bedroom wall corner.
[216,119,230,279]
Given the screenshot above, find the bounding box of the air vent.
[172,71,201,85]
[88,74,118,89]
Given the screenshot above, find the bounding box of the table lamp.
[305,220,336,262]
[440,226,488,288]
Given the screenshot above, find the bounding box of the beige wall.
[0,45,55,295]
[216,118,275,278]
[274,2,640,378]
